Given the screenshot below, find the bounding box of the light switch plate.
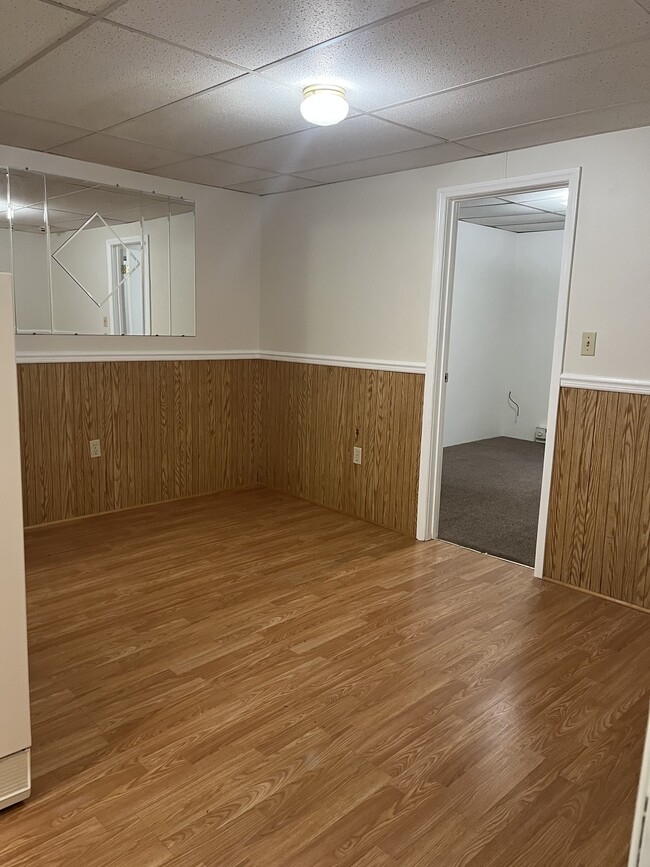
[353,446,362,465]
[581,331,597,356]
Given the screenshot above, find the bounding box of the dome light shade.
[300,85,349,126]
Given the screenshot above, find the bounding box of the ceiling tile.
[0,0,85,78]
[519,200,566,215]
[216,115,440,174]
[0,110,89,150]
[110,75,311,154]
[152,157,275,187]
[503,190,568,213]
[61,1,116,11]
[298,141,480,183]
[504,189,568,205]
[51,133,193,172]
[109,0,421,69]
[467,212,563,226]
[503,222,566,233]
[460,196,507,207]
[264,0,650,111]
[376,41,650,139]
[0,21,238,129]
[226,175,320,195]
[456,99,650,154]
[458,203,543,219]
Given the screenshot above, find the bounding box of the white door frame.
[105,235,151,336]
[416,168,582,578]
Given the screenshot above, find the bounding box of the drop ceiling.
[458,189,568,233]
[0,0,649,195]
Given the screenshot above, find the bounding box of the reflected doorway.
[107,237,150,336]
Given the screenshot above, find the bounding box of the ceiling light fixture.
[300,85,349,127]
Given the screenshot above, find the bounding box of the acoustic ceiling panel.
[297,141,481,184]
[226,175,319,194]
[0,110,88,151]
[62,0,115,11]
[0,0,85,78]
[456,99,650,154]
[505,189,568,210]
[52,134,193,172]
[215,115,441,174]
[0,21,238,129]
[375,41,650,140]
[109,0,422,69]
[460,201,567,232]
[153,156,276,187]
[111,75,311,154]
[499,221,566,232]
[263,0,650,111]
[0,0,647,191]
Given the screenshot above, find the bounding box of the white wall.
[9,124,650,378]
[444,222,514,446]
[444,224,563,446]
[261,125,650,382]
[502,231,564,440]
[261,156,504,362]
[2,145,261,356]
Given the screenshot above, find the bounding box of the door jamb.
[416,168,582,578]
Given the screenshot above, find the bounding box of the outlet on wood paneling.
[257,361,424,536]
[17,359,424,536]
[17,360,258,527]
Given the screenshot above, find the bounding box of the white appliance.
[629,705,650,867]
[0,274,31,810]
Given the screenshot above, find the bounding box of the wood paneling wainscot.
[17,360,259,527]
[257,361,424,535]
[545,385,650,610]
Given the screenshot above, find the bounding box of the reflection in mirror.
[6,168,195,336]
[0,171,13,321]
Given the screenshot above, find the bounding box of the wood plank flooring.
[2,488,649,866]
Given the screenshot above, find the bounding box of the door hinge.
[444,372,449,383]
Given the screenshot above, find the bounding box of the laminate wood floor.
[2,487,649,866]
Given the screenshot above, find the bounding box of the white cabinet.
[0,275,31,810]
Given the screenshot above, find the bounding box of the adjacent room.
[1,1,650,866]
[439,189,566,567]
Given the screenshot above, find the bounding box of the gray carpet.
[438,436,545,567]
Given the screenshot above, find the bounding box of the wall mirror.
[0,167,195,336]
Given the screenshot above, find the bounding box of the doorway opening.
[106,236,150,336]
[417,170,580,576]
